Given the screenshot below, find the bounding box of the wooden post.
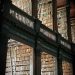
[52,0,58,32]
[0,33,8,75]
[34,19,41,75]
[0,0,11,75]
[71,43,75,75]
[0,0,4,31]
[32,0,38,18]
[56,33,63,75]
[57,53,63,75]
[66,0,72,42]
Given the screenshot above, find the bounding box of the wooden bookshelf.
[41,52,57,75]
[38,0,53,30]
[5,39,33,75]
[62,61,73,75]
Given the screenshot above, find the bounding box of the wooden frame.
[0,0,73,75]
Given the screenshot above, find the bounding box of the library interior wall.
[5,0,74,75]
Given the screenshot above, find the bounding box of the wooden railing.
[40,24,56,41]
[3,4,71,50]
[4,4,35,29]
[60,37,71,49]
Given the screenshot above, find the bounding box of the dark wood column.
[34,48,41,75]
[52,0,58,32]
[32,0,38,18]
[66,0,72,42]
[56,34,63,75]
[34,19,41,75]
[57,54,63,75]
[0,0,11,75]
[0,33,8,75]
[71,43,75,75]
[0,0,4,31]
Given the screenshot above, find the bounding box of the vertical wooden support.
[0,1,8,74]
[34,48,41,75]
[2,0,12,16]
[0,33,8,75]
[56,33,63,75]
[0,0,11,75]
[52,0,58,32]
[57,54,63,75]
[32,0,38,18]
[34,19,41,75]
[66,0,72,42]
[71,43,75,75]
[0,0,4,31]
